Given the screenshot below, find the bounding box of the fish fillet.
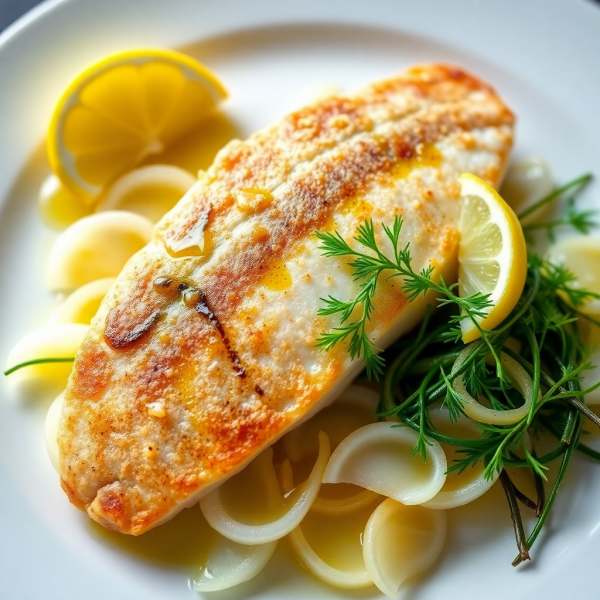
[58,64,514,535]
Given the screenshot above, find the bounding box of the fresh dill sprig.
[523,198,598,241]
[315,215,491,379]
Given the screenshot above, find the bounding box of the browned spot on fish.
[105,307,161,349]
[72,339,112,400]
[88,482,131,532]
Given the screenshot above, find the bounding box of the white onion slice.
[96,165,196,223]
[45,392,64,472]
[547,236,600,315]
[281,385,379,515]
[191,515,277,592]
[38,174,91,230]
[50,278,115,325]
[47,211,153,291]
[322,423,446,505]
[311,488,378,516]
[452,344,536,425]
[5,324,88,391]
[200,432,330,545]
[281,460,374,589]
[500,157,553,224]
[282,384,378,463]
[363,499,447,598]
[423,408,497,509]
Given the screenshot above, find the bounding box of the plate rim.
[1,1,600,599]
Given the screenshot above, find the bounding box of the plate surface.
[1,1,600,599]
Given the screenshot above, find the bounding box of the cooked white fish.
[58,64,514,535]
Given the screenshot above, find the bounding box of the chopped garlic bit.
[147,401,166,418]
[236,188,273,214]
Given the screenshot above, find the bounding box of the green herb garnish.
[317,172,600,565]
[315,216,492,380]
[4,357,75,376]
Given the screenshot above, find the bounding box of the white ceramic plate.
[1,0,600,598]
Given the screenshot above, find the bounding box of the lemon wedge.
[48,48,227,202]
[459,173,527,343]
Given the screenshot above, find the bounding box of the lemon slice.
[48,48,227,202]
[459,173,527,343]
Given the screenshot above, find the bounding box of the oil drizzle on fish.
[261,259,292,291]
[391,142,442,179]
[153,276,246,378]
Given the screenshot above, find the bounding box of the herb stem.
[523,327,541,426]
[512,414,582,566]
[511,482,538,513]
[533,454,546,517]
[4,357,75,376]
[517,173,593,220]
[500,470,531,563]
[411,351,461,374]
[503,347,600,430]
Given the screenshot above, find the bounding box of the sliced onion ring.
[50,278,115,325]
[191,516,277,592]
[322,423,447,505]
[452,344,537,425]
[546,236,600,315]
[311,488,378,516]
[281,460,373,589]
[500,157,553,224]
[96,165,196,223]
[46,211,153,291]
[363,498,447,597]
[423,407,497,509]
[281,384,379,514]
[200,432,330,545]
[45,392,64,472]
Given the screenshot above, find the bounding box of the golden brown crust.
[58,64,514,534]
